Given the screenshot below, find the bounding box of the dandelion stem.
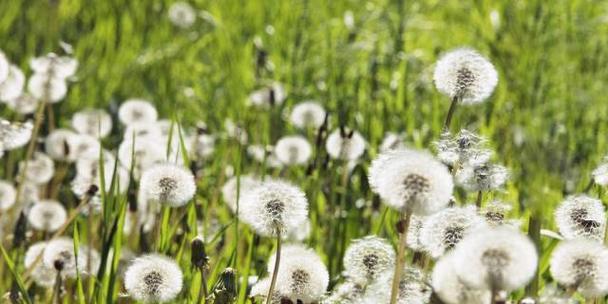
[475,191,483,208]
[389,210,412,304]
[266,231,282,304]
[442,95,459,131]
[197,268,209,304]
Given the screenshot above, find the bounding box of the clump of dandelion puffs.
[118,99,158,126]
[453,227,537,293]
[139,163,196,207]
[27,200,67,232]
[28,53,77,102]
[124,254,183,303]
[0,180,16,211]
[71,109,113,138]
[168,1,197,29]
[432,252,491,304]
[419,205,485,258]
[274,135,312,166]
[555,194,606,242]
[342,235,395,285]
[289,101,326,129]
[326,127,366,161]
[550,239,608,298]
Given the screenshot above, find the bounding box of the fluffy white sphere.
[289,101,326,129]
[420,206,485,258]
[343,235,395,284]
[555,195,606,242]
[273,244,329,303]
[118,99,158,126]
[432,252,491,304]
[27,200,67,232]
[325,128,366,161]
[124,254,183,303]
[139,163,196,207]
[274,135,312,166]
[0,65,25,101]
[71,109,113,138]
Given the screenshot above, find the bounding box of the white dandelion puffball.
[44,128,77,161]
[453,227,537,291]
[432,252,491,304]
[0,51,8,83]
[191,132,215,159]
[221,175,261,213]
[433,48,498,104]
[368,266,432,304]
[70,134,102,160]
[168,1,196,29]
[30,53,78,79]
[139,163,196,207]
[124,254,183,303]
[0,180,16,211]
[25,242,56,288]
[240,179,308,237]
[343,235,395,284]
[20,152,55,185]
[275,135,312,166]
[118,138,165,176]
[118,99,158,125]
[289,101,326,129]
[455,162,509,192]
[248,82,287,108]
[593,162,608,186]
[368,148,453,215]
[272,244,329,303]
[0,65,25,101]
[325,128,366,161]
[323,281,364,304]
[27,200,67,232]
[42,237,86,278]
[481,201,514,227]
[555,195,606,242]
[5,93,39,114]
[27,73,68,102]
[123,121,163,144]
[0,119,32,150]
[550,240,608,298]
[420,206,486,258]
[379,132,406,153]
[72,109,113,138]
[434,130,486,167]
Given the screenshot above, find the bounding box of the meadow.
[1,0,608,303]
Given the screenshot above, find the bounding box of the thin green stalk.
[389,211,412,304]
[266,231,282,304]
[442,95,459,131]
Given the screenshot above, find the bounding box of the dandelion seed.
[27,200,67,232]
[0,119,32,150]
[248,82,286,108]
[289,101,326,129]
[274,135,312,166]
[0,65,25,102]
[124,254,183,303]
[555,195,606,242]
[19,152,54,185]
[0,180,16,211]
[71,109,113,138]
[550,240,608,298]
[139,163,196,207]
[168,2,197,29]
[271,244,329,303]
[42,237,87,278]
[221,175,261,213]
[433,48,498,105]
[453,227,537,292]
[326,128,366,161]
[343,236,395,284]
[24,242,56,288]
[432,252,491,304]
[369,148,453,215]
[5,93,39,114]
[420,206,485,258]
[240,179,308,236]
[118,99,158,126]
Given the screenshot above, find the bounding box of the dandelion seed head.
[248,82,286,108]
[42,237,86,278]
[72,109,113,138]
[118,99,158,126]
[0,180,16,211]
[555,195,606,242]
[290,101,326,129]
[379,132,406,153]
[0,65,25,101]
[272,244,329,303]
[24,242,56,288]
[369,148,453,215]
[168,2,197,29]
[0,119,32,150]
[5,93,39,114]
[27,73,68,102]
[20,152,54,185]
[420,206,485,258]
[453,227,537,291]
[30,53,78,79]
[432,252,491,304]
[480,201,515,227]
[550,239,608,297]
[433,48,498,104]
[240,180,308,237]
[139,163,196,207]
[124,254,183,303]
[27,200,67,232]
[455,162,508,192]
[343,235,395,284]
[275,135,312,166]
[44,129,77,161]
[326,128,366,161]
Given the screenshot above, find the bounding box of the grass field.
[1,0,608,303]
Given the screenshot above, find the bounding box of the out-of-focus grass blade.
[0,244,32,304]
[73,222,86,304]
